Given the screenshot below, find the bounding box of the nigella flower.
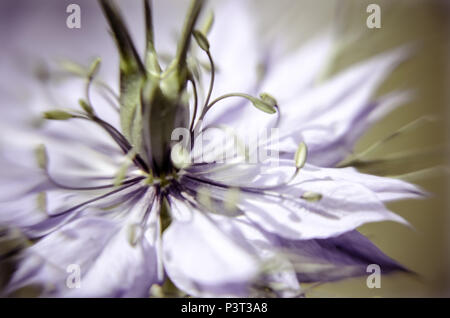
[0,0,427,297]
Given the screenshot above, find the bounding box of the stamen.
[35,142,145,191]
[197,93,278,125]
[193,30,210,53]
[160,196,172,233]
[24,181,147,240]
[48,174,144,192]
[170,143,191,170]
[35,144,49,171]
[203,50,215,113]
[43,110,77,120]
[194,124,248,163]
[259,92,281,128]
[196,187,214,211]
[43,111,149,172]
[190,27,215,133]
[248,141,308,191]
[78,99,94,116]
[59,58,120,113]
[63,180,142,215]
[250,142,307,191]
[195,141,308,192]
[127,223,142,246]
[224,187,240,213]
[113,149,137,186]
[36,192,47,214]
[83,57,121,114]
[87,116,149,172]
[58,60,86,77]
[292,141,307,172]
[184,174,323,204]
[126,188,157,247]
[300,191,323,202]
[259,92,277,108]
[140,189,157,228]
[96,81,120,103]
[40,178,144,222]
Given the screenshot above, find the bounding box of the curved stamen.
[183,174,323,202]
[190,48,215,134]
[85,65,98,108]
[46,172,144,191]
[141,190,157,226]
[188,76,199,136]
[169,181,210,216]
[95,120,149,172]
[128,189,158,246]
[53,59,149,171]
[49,177,144,218]
[72,115,149,172]
[96,80,120,102]
[273,105,281,128]
[93,117,131,149]
[73,57,150,171]
[25,182,146,239]
[97,88,120,113]
[196,93,277,129]
[203,50,215,114]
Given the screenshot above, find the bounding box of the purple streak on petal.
[275,230,409,283]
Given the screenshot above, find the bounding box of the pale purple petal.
[270,230,407,283]
[5,189,159,297]
[259,32,334,103]
[273,46,413,166]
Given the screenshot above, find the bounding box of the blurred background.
[0,0,448,297]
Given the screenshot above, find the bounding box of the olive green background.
[0,0,448,297]
[253,0,449,297]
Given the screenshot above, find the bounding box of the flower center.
[40,0,280,190]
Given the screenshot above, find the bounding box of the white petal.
[274,46,413,166]
[260,32,334,102]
